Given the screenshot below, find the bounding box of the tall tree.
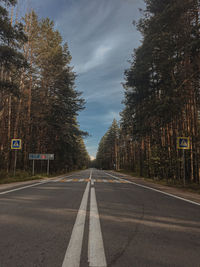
[121,0,200,183]
[0,8,90,174]
[96,119,119,170]
[0,0,27,171]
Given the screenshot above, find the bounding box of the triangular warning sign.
[180,139,187,147]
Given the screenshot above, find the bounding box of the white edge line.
[0,170,90,195]
[0,180,48,195]
[0,173,77,195]
[104,172,200,207]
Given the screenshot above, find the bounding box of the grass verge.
[0,169,83,185]
[0,170,45,185]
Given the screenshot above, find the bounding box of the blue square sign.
[11,139,22,150]
[177,137,190,149]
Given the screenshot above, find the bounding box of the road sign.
[11,139,22,176]
[11,139,22,150]
[177,137,190,149]
[29,154,54,176]
[29,154,54,160]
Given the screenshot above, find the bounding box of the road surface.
[0,169,200,267]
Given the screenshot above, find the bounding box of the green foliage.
[0,8,90,173]
[96,119,119,170]
[120,0,200,183]
[0,0,27,94]
[97,0,200,185]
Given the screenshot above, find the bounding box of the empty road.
[0,169,200,267]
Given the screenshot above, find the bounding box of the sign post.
[11,139,22,176]
[177,137,190,186]
[47,159,50,176]
[29,154,54,176]
[14,150,17,177]
[32,160,35,176]
[183,150,185,187]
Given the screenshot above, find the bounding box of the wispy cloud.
[23,0,145,157]
[75,45,112,74]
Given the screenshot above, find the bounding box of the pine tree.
[0,0,27,171]
[0,8,90,174]
[96,119,119,170]
[121,0,200,183]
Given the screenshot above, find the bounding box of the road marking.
[53,174,74,182]
[0,171,92,195]
[62,181,90,267]
[88,187,107,267]
[54,170,91,182]
[104,172,200,207]
[60,179,73,182]
[60,178,130,184]
[0,180,48,195]
[104,172,124,181]
[89,169,93,180]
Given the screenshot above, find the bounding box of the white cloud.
[79,110,121,126]
[75,45,112,74]
[24,0,145,158]
[85,84,123,102]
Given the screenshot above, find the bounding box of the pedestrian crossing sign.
[177,137,190,149]
[11,139,22,150]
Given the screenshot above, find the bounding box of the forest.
[0,0,90,176]
[96,0,200,185]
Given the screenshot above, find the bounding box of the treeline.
[96,0,200,184]
[0,0,90,173]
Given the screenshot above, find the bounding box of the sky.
[18,0,145,159]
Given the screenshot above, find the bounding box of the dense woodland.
[96,0,200,184]
[0,0,90,174]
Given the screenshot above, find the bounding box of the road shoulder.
[108,170,200,205]
[0,175,63,192]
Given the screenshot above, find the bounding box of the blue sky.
[18,0,145,158]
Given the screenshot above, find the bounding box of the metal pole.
[32,160,35,176]
[14,150,17,177]
[47,159,50,176]
[183,149,185,187]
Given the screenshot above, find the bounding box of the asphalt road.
[0,169,200,267]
